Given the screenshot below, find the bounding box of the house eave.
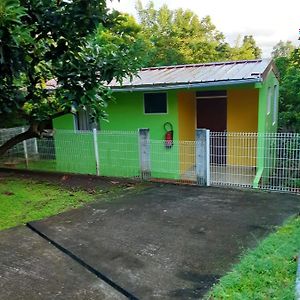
[110,78,262,92]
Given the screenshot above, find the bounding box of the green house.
[53,59,279,184]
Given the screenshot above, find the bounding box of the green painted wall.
[96,132,140,178]
[53,114,74,130]
[101,91,180,179]
[52,118,140,177]
[54,130,97,175]
[52,117,96,174]
[254,71,279,187]
[257,71,279,134]
[52,90,181,179]
[101,91,179,139]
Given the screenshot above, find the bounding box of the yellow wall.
[227,89,258,132]
[227,89,259,166]
[178,92,196,176]
[178,92,196,141]
[175,89,258,173]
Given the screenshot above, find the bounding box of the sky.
[107,0,300,58]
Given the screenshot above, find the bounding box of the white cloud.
[107,0,300,57]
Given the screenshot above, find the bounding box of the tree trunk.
[0,125,41,157]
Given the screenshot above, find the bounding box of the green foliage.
[275,46,300,132]
[230,35,262,60]
[135,1,262,67]
[272,40,295,59]
[0,0,144,130]
[136,1,229,66]
[207,216,300,299]
[0,0,32,115]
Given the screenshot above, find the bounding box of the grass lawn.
[1,159,57,172]
[206,215,300,300]
[0,176,124,230]
[26,159,57,171]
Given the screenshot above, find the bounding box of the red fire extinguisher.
[164,122,173,149]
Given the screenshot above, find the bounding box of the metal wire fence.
[210,132,300,193]
[0,127,299,194]
[0,129,140,177]
[149,140,196,184]
[210,132,258,187]
[260,133,300,193]
[0,127,38,169]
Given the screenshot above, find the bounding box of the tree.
[0,0,144,155]
[135,1,262,66]
[229,35,262,60]
[242,35,262,58]
[272,40,295,58]
[275,47,300,132]
[135,1,231,66]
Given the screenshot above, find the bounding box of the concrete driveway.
[1,184,299,299]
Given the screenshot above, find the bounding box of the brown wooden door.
[197,98,227,131]
[197,98,227,164]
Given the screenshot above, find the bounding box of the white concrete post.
[22,127,29,169]
[138,128,151,179]
[93,128,100,176]
[33,138,38,155]
[196,129,210,186]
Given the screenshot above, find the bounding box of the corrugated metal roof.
[109,59,276,91]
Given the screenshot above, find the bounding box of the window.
[144,93,167,114]
[267,87,271,115]
[273,85,278,125]
[75,108,98,131]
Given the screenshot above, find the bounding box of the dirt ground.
[0,168,142,191]
[0,170,300,299]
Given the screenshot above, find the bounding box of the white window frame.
[74,108,98,131]
[272,85,278,125]
[266,87,271,115]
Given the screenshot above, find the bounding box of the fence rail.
[0,127,299,194]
